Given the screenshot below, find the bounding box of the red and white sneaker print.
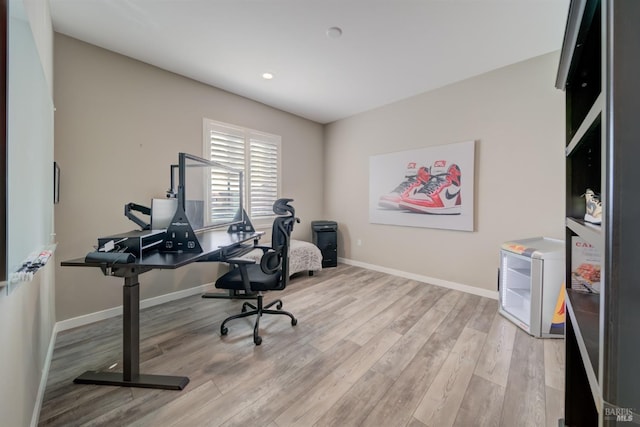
[399,160,462,214]
[378,162,430,209]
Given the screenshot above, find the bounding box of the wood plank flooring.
[39,264,564,426]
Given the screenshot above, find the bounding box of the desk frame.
[63,229,262,390]
[73,267,190,390]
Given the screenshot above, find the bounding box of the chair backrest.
[259,199,297,289]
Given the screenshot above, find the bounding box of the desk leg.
[74,273,189,390]
[123,275,139,381]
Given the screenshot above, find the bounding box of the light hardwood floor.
[39,264,564,426]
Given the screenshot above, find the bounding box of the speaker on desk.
[311,220,338,268]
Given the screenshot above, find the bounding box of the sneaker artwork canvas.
[369,140,475,231]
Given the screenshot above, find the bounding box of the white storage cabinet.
[498,237,564,338]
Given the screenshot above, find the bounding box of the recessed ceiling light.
[326,26,342,39]
[262,72,274,80]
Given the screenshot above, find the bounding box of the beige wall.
[324,52,565,294]
[0,0,55,425]
[53,34,324,321]
[0,261,56,427]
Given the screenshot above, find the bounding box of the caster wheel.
[291,318,298,326]
[221,326,228,335]
[254,336,262,345]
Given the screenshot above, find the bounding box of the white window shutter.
[249,137,279,219]
[204,119,281,223]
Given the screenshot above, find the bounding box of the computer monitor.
[151,198,176,231]
[151,199,204,231]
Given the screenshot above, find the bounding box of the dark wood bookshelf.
[557,0,640,425]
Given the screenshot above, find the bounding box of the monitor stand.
[160,205,202,253]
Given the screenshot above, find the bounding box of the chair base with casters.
[220,292,297,345]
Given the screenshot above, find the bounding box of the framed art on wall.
[54,162,60,204]
[369,140,476,231]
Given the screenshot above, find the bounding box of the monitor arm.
[124,202,151,230]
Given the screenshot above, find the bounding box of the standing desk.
[61,229,263,390]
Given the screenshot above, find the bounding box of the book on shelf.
[571,236,601,294]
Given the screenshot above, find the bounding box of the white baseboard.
[338,257,498,300]
[56,282,216,333]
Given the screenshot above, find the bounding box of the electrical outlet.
[357,239,362,246]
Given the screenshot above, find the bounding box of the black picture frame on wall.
[54,162,60,204]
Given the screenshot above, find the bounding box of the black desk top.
[62,229,263,270]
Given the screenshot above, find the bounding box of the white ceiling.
[49,0,570,124]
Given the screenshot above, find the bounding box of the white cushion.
[241,239,323,276]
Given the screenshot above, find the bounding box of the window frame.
[202,118,282,228]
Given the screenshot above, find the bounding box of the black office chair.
[215,199,299,345]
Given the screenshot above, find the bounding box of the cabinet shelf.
[503,287,531,325]
[565,119,601,221]
[558,0,601,142]
[506,267,531,280]
[566,93,602,156]
[506,287,531,300]
[566,217,603,253]
[556,0,600,90]
[566,289,601,411]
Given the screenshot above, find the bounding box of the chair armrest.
[222,258,255,294]
[252,245,272,253]
[225,257,257,265]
